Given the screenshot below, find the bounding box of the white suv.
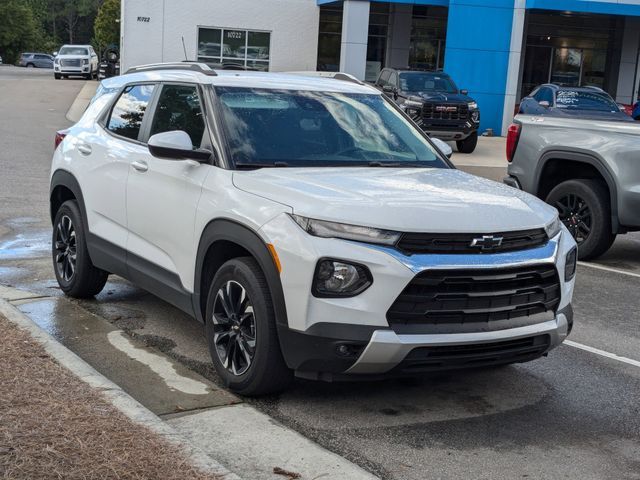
[54,44,99,80]
[50,63,577,395]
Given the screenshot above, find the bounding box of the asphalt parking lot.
[1,66,639,479]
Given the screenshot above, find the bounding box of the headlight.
[313,258,372,297]
[404,100,423,109]
[468,102,478,110]
[54,58,59,64]
[545,215,562,239]
[290,214,401,246]
[82,59,89,65]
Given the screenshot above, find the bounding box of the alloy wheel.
[212,280,256,376]
[54,215,77,282]
[555,193,592,244]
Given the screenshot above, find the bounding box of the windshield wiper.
[367,161,424,168]
[234,161,289,170]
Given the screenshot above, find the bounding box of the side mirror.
[460,89,469,95]
[148,131,211,162]
[431,137,453,159]
[53,51,58,56]
[382,85,397,95]
[539,100,550,108]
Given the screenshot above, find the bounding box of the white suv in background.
[50,63,577,395]
[54,44,99,80]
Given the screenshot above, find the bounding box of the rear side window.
[149,84,206,148]
[377,70,391,86]
[107,84,156,141]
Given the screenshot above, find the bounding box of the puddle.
[0,231,50,260]
[108,331,210,395]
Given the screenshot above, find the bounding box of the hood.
[233,168,557,233]
[408,92,474,104]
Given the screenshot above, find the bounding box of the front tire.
[456,131,478,154]
[205,257,292,396]
[52,200,108,297]
[546,179,616,260]
[54,73,61,80]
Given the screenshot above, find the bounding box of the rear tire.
[456,131,478,154]
[546,179,616,260]
[52,200,109,298]
[205,257,292,396]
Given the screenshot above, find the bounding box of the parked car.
[504,109,640,259]
[0,55,3,64]
[18,52,54,68]
[374,68,480,153]
[519,84,633,122]
[53,45,99,79]
[631,101,640,120]
[50,63,576,395]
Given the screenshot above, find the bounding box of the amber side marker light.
[267,243,282,274]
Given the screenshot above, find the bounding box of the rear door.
[82,83,157,254]
[125,82,212,295]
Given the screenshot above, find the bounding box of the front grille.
[422,103,469,121]
[395,335,550,373]
[396,228,548,255]
[60,59,81,67]
[387,265,561,328]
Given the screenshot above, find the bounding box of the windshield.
[215,88,449,169]
[59,47,89,56]
[399,73,458,94]
[555,90,619,112]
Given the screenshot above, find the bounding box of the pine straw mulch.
[0,314,220,480]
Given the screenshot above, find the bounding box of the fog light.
[335,343,365,357]
[312,259,372,297]
[565,247,577,281]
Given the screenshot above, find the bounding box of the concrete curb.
[0,296,241,480]
[65,81,99,123]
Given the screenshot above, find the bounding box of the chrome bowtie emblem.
[470,235,504,250]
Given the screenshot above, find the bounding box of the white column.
[501,0,526,136]
[339,0,370,80]
[386,4,412,69]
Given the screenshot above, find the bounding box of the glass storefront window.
[519,10,623,98]
[317,6,342,72]
[198,27,270,70]
[408,6,448,71]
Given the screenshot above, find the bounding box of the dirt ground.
[0,314,220,480]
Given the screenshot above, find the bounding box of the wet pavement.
[1,66,640,480]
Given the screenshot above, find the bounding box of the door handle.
[77,143,92,156]
[131,160,148,172]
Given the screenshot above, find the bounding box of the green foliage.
[94,0,120,52]
[0,0,38,63]
[0,0,102,62]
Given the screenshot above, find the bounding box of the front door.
[125,83,211,296]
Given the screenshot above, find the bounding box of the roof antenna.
[181,36,189,62]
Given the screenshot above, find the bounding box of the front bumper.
[54,65,90,75]
[260,215,577,378]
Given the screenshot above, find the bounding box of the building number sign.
[226,31,242,39]
[137,16,150,22]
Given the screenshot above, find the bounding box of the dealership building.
[121,0,640,135]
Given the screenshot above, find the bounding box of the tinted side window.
[149,85,206,148]
[107,84,156,140]
[389,71,398,88]
[377,70,391,86]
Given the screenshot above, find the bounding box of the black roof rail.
[125,62,217,76]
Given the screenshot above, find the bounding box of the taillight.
[54,129,69,150]
[506,123,521,163]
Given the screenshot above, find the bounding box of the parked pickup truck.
[504,114,640,259]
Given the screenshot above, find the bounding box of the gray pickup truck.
[504,114,640,260]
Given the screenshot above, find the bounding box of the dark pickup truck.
[375,68,480,153]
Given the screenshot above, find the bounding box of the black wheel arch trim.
[194,218,288,327]
[534,150,620,233]
[50,169,87,225]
